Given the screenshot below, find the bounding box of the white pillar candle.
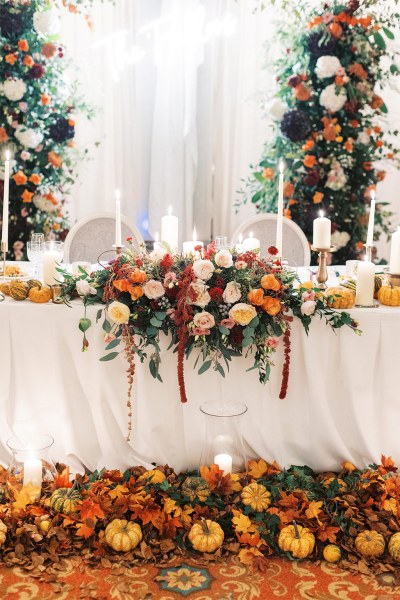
[242,231,260,252]
[23,456,42,500]
[182,226,203,256]
[356,260,375,306]
[366,191,376,247]
[43,250,61,286]
[1,150,10,249]
[161,206,179,250]
[276,159,284,256]
[236,233,243,254]
[389,227,400,274]
[214,453,233,475]
[313,211,331,249]
[115,189,122,248]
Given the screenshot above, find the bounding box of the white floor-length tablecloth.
[1,281,400,473]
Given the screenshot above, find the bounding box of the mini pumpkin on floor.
[188,519,224,553]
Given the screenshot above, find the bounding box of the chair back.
[231,214,311,266]
[63,212,144,264]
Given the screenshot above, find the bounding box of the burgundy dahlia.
[49,117,75,143]
[281,110,312,142]
[303,170,320,186]
[29,63,45,79]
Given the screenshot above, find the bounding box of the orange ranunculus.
[21,190,33,203]
[358,16,372,28]
[363,162,373,171]
[42,43,57,58]
[288,198,297,206]
[323,123,337,142]
[356,241,364,251]
[349,63,367,79]
[370,95,384,110]
[376,140,384,148]
[53,223,60,231]
[344,139,353,153]
[262,167,274,180]
[13,171,27,186]
[29,173,42,185]
[329,22,343,38]
[283,182,294,198]
[5,54,17,65]
[23,55,34,67]
[303,155,317,168]
[302,139,315,151]
[41,93,51,105]
[283,209,292,219]
[313,192,324,204]
[68,119,75,127]
[335,75,344,86]
[388,153,394,159]
[0,127,8,143]
[247,288,265,306]
[351,120,359,128]
[18,40,29,52]
[262,296,282,316]
[377,171,386,181]
[308,16,323,28]
[48,151,62,168]
[294,83,311,101]
[374,126,381,134]
[129,269,147,284]
[113,279,131,292]
[261,274,281,292]
[130,286,144,301]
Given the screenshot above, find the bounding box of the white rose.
[267,98,287,121]
[33,194,58,213]
[33,9,60,36]
[301,300,316,316]
[223,281,242,304]
[76,279,96,296]
[15,126,44,149]
[331,230,351,250]
[214,249,233,268]
[107,301,130,324]
[149,246,167,262]
[193,311,215,330]
[315,56,342,79]
[319,84,347,113]
[3,79,27,102]
[143,279,165,299]
[357,131,370,145]
[192,259,214,281]
[189,281,211,308]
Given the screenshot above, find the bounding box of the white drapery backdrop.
[61,0,400,256]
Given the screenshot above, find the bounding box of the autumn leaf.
[76,521,95,539]
[163,498,181,517]
[278,492,300,509]
[306,501,324,524]
[238,547,264,564]
[78,498,105,522]
[341,461,357,473]
[63,516,76,527]
[248,459,269,479]
[232,510,253,534]
[199,464,224,492]
[379,455,397,475]
[383,497,397,515]
[29,506,46,517]
[180,505,194,527]
[54,466,72,489]
[317,523,340,543]
[12,485,40,511]
[108,485,129,500]
[237,532,261,546]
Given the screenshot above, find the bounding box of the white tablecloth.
[1,268,399,473]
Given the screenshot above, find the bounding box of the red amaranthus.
[174,265,196,403]
[279,316,293,400]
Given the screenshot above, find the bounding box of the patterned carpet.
[1,556,400,599]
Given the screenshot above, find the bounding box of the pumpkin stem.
[201,518,210,535]
[292,520,300,539]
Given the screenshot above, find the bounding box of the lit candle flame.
[192,226,197,242]
[370,189,376,202]
[115,189,121,201]
[5,150,10,161]
[279,159,285,174]
[168,206,173,216]
[319,210,324,218]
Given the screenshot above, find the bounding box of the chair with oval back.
[63,212,144,264]
[231,214,311,266]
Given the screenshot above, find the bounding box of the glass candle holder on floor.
[199,401,248,475]
[6,434,56,502]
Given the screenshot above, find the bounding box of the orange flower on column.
[313,192,324,204]
[23,55,34,67]
[42,43,57,58]
[377,171,386,181]
[48,151,62,168]
[21,190,33,203]
[283,182,294,198]
[129,270,147,284]
[262,297,282,316]
[5,54,17,65]
[0,127,8,143]
[262,167,274,180]
[329,22,343,38]
[363,162,373,171]
[283,209,292,219]
[18,39,29,52]
[29,173,42,185]
[41,93,51,105]
[130,286,144,301]
[302,139,315,151]
[303,155,317,168]
[370,95,384,109]
[261,274,281,291]
[247,288,265,306]
[294,83,311,101]
[349,63,368,79]
[13,171,28,186]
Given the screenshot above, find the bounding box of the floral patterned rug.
[1,556,400,599]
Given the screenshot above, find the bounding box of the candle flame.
[278,159,285,174]
[249,231,253,239]
[238,233,243,243]
[192,226,197,242]
[319,210,324,218]
[115,189,121,201]
[155,232,159,243]
[370,189,376,202]
[168,206,173,216]
[5,150,10,161]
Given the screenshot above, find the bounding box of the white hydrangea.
[14,125,44,149]
[315,56,342,79]
[33,194,58,213]
[2,79,27,102]
[33,9,60,37]
[266,98,287,121]
[319,84,347,113]
[331,230,351,250]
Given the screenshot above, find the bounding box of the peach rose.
[223,281,241,304]
[149,246,167,262]
[164,272,176,288]
[235,260,247,270]
[107,301,130,324]
[214,249,233,268]
[113,279,131,292]
[262,297,282,316]
[192,259,215,281]
[261,274,281,292]
[143,279,165,299]
[247,288,265,306]
[220,318,235,329]
[129,269,147,284]
[48,151,62,168]
[193,311,215,330]
[130,286,144,301]
[189,281,211,308]
[229,303,257,326]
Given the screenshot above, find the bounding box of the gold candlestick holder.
[311,246,335,290]
[113,245,124,257]
[0,241,8,302]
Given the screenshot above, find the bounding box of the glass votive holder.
[51,284,63,304]
[199,401,248,475]
[6,434,56,502]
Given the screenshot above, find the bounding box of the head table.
[0,266,399,474]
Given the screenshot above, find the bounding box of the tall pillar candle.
[1,150,10,250]
[356,260,375,306]
[276,159,284,256]
[389,227,400,274]
[115,190,122,248]
[182,226,203,256]
[161,206,179,250]
[366,191,376,247]
[313,211,331,248]
[214,453,233,475]
[43,251,61,286]
[23,455,42,500]
[242,231,260,252]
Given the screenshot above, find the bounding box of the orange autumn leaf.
[78,498,105,522]
[200,464,224,491]
[232,510,253,534]
[248,459,269,479]
[305,501,324,524]
[278,492,300,509]
[108,484,129,500]
[237,532,261,546]
[63,516,76,527]
[317,523,340,543]
[54,466,72,489]
[379,455,396,475]
[76,521,95,539]
[238,547,265,564]
[383,498,397,515]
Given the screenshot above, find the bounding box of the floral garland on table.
[0,456,400,577]
[61,243,360,438]
[242,0,400,265]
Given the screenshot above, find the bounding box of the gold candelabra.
[311,246,335,290]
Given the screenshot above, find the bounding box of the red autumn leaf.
[29,506,46,517]
[78,499,105,522]
[76,521,95,539]
[54,467,72,489]
[379,455,397,475]
[237,532,261,546]
[278,492,300,509]
[200,464,225,492]
[317,523,340,543]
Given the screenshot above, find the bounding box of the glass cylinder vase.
[6,434,57,502]
[199,401,248,475]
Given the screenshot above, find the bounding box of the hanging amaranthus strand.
[174,266,196,403]
[122,324,136,441]
[279,317,293,400]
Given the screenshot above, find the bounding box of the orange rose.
[68,119,75,127]
[261,274,281,292]
[351,120,359,128]
[262,167,274,180]
[23,56,34,67]
[329,22,343,38]
[247,288,265,306]
[29,173,42,185]
[356,241,364,251]
[13,171,27,186]
[283,182,294,198]
[323,123,337,142]
[18,40,29,52]
[129,270,147,284]
[363,162,373,171]
[374,126,381,134]
[388,153,394,159]
[130,286,144,301]
[335,75,344,86]
[288,198,297,206]
[294,83,311,101]
[48,151,62,168]
[370,95,384,110]
[113,279,131,292]
[45,193,58,206]
[53,223,60,231]
[283,209,292,219]
[376,140,383,148]
[344,139,353,153]
[313,192,324,204]
[358,16,372,28]
[41,94,51,105]
[303,155,317,168]
[262,297,282,316]
[42,43,57,58]
[377,171,386,181]
[5,54,17,65]
[302,139,315,151]
[0,127,8,143]
[308,16,322,28]
[349,63,367,79]
[21,190,33,203]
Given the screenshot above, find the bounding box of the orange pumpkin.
[29,287,52,303]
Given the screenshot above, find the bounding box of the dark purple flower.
[281,110,312,142]
[28,63,45,79]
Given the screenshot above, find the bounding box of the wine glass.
[31,233,45,245]
[27,241,44,278]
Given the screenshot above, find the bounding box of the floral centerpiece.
[61,242,360,440]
